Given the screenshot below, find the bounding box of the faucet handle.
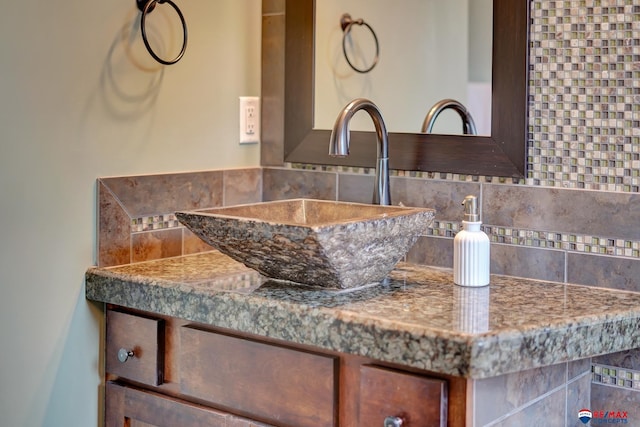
[384,416,404,427]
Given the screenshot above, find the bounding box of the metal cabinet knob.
[384,416,404,427]
[117,348,134,363]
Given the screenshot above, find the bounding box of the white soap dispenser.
[454,195,490,287]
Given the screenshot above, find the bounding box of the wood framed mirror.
[282,0,529,177]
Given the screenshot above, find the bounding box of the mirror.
[283,0,529,177]
[314,0,493,136]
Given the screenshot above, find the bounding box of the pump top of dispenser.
[462,195,480,222]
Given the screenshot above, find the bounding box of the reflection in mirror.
[283,0,529,177]
[315,0,493,136]
[421,99,478,136]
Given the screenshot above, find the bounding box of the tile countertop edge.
[85,266,640,379]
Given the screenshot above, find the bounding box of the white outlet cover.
[239,96,260,144]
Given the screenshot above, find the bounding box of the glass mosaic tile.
[592,363,640,392]
[131,213,179,232]
[528,0,640,191]
[428,221,640,259]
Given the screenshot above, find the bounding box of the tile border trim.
[132,213,180,232]
[430,220,640,259]
[131,214,640,261]
[592,362,640,392]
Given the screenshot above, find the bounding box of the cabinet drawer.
[359,365,447,427]
[179,326,337,427]
[106,381,275,427]
[106,310,164,386]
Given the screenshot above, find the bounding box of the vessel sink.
[176,199,435,289]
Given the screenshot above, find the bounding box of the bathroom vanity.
[86,251,640,426]
[103,306,454,426]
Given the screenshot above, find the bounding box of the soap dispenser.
[454,195,490,287]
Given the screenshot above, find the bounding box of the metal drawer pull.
[117,348,135,363]
[384,416,404,427]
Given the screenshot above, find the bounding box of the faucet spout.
[421,98,478,135]
[328,98,390,205]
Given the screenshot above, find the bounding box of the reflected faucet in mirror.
[328,98,391,205]
[421,99,478,135]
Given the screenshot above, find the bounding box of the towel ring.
[137,0,188,65]
[340,13,379,74]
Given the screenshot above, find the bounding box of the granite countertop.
[86,251,640,379]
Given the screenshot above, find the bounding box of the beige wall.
[0,1,261,426]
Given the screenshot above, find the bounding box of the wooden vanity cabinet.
[104,306,464,427]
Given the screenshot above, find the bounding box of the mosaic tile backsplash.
[528,0,640,191]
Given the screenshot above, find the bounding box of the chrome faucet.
[421,98,478,135]
[328,98,391,205]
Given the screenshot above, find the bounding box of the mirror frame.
[283,0,529,177]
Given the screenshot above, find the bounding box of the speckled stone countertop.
[86,251,640,379]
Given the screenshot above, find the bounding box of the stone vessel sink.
[176,199,435,289]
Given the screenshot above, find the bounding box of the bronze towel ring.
[137,0,188,65]
[340,13,379,74]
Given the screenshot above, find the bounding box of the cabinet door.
[359,365,448,427]
[105,382,272,427]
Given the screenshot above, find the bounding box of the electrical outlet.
[239,96,260,144]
